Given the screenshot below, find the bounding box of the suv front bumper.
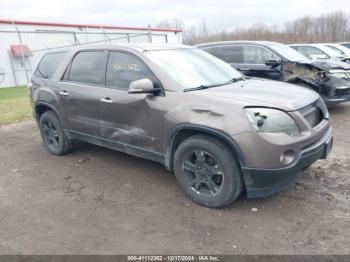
[324,93,350,106]
[241,128,333,198]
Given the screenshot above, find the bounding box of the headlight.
[244,107,301,137]
[329,70,350,79]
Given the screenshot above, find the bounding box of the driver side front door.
[96,51,164,157]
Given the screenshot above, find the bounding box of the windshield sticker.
[112,63,140,72]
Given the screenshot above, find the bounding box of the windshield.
[267,43,308,62]
[326,45,345,55]
[144,48,243,90]
[318,45,344,57]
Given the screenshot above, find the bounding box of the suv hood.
[296,59,350,71]
[194,79,319,111]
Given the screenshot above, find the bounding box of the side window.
[243,46,277,64]
[68,51,107,85]
[34,52,67,79]
[106,51,155,90]
[213,46,243,63]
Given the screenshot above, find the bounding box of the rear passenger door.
[58,50,109,137]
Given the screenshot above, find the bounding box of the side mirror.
[128,79,155,94]
[265,59,281,68]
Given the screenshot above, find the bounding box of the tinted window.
[341,44,350,49]
[34,52,67,79]
[213,46,243,63]
[243,46,278,64]
[68,51,107,85]
[106,52,154,90]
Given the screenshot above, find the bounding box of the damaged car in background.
[197,41,350,106]
[29,45,332,208]
[288,43,350,63]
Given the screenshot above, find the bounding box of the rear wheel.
[39,111,72,155]
[174,135,243,208]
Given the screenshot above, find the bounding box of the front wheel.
[174,135,243,208]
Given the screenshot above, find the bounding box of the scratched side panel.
[96,88,164,153]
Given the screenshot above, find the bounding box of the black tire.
[39,111,72,155]
[174,134,243,208]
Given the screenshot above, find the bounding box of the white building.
[0,19,182,88]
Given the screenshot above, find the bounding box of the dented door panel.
[96,88,163,152]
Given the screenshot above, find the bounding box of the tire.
[174,134,243,208]
[39,111,72,155]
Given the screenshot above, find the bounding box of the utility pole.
[148,24,152,43]
[12,21,29,83]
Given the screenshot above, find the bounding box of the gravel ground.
[0,102,349,255]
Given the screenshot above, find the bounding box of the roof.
[64,44,192,53]
[196,40,281,47]
[123,43,193,51]
[0,19,182,33]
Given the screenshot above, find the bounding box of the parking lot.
[0,102,349,255]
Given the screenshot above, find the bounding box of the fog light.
[280,150,295,165]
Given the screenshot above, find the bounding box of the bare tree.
[155,18,184,30]
[161,11,350,45]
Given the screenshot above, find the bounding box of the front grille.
[299,105,323,127]
[336,87,350,95]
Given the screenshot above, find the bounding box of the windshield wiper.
[184,76,248,92]
[223,76,247,85]
[184,84,221,92]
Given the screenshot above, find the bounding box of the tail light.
[26,82,33,95]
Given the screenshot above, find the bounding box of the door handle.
[100,97,113,104]
[240,67,250,71]
[58,90,69,96]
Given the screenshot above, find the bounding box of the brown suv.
[29,44,333,208]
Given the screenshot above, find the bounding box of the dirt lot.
[0,103,349,255]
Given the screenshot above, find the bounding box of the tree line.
[155,11,350,45]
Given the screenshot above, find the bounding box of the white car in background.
[339,42,350,49]
[322,43,350,63]
[288,43,349,63]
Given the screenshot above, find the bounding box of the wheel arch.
[35,102,66,128]
[164,124,246,171]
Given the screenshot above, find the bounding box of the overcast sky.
[0,0,349,31]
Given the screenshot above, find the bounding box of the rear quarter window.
[34,52,67,79]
